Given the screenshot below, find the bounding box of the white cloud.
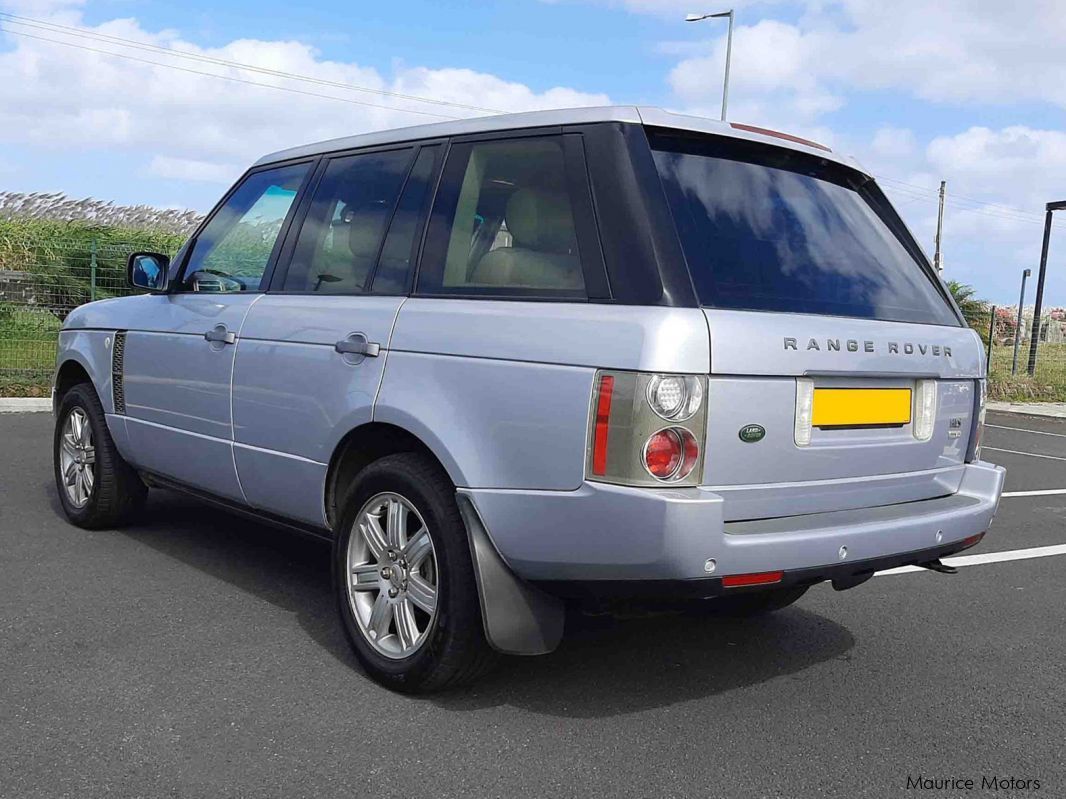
[0,7,610,196]
[147,156,241,184]
[870,127,916,160]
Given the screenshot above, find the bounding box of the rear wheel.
[53,382,147,528]
[333,453,496,692]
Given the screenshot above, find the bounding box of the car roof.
[253,105,867,174]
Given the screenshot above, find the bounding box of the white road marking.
[1002,488,1066,497]
[987,423,1066,438]
[878,544,1066,576]
[983,446,1066,462]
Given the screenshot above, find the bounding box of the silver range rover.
[51,106,1004,692]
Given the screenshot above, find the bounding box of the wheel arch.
[324,421,458,531]
[53,355,95,413]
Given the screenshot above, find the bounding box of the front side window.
[650,132,958,325]
[418,137,586,297]
[282,148,413,294]
[181,163,309,292]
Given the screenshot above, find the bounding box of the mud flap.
[456,493,565,655]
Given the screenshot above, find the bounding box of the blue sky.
[2,0,1066,305]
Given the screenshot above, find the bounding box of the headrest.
[345,202,390,258]
[505,189,576,253]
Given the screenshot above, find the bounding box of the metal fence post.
[89,237,97,302]
[986,306,996,376]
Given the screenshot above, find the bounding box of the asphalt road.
[2,410,1064,798]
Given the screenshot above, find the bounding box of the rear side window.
[282,148,412,294]
[418,137,586,298]
[650,133,958,326]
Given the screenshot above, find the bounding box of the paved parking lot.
[2,410,1063,798]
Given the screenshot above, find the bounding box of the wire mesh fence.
[0,234,177,393]
[983,306,1066,402]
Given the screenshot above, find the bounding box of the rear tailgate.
[702,309,983,520]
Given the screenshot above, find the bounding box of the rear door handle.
[204,326,236,345]
[335,335,381,358]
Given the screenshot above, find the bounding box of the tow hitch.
[918,559,958,575]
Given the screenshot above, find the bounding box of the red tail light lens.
[591,374,614,476]
[643,427,700,482]
[644,428,683,479]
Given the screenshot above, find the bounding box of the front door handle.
[204,326,236,345]
[335,336,381,358]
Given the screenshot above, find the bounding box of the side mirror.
[127,252,170,293]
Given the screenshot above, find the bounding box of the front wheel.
[53,383,147,528]
[334,453,497,692]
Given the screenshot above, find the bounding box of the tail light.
[586,370,708,486]
[912,379,938,442]
[966,378,987,462]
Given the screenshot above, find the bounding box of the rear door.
[648,130,983,520]
[230,143,442,527]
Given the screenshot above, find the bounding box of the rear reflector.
[960,533,985,550]
[591,374,614,476]
[722,570,784,588]
[730,122,832,152]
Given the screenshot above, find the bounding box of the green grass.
[987,342,1066,402]
[0,305,60,396]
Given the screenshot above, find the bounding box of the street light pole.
[686,10,735,121]
[1026,200,1066,376]
[1011,268,1031,376]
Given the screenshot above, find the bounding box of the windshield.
[649,132,959,326]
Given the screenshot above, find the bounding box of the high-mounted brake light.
[722,571,785,588]
[592,374,614,476]
[730,122,832,153]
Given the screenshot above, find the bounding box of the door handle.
[335,335,381,358]
[204,326,236,345]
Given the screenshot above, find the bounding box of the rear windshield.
[649,132,959,326]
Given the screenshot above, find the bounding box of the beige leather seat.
[471,189,583,289]
[313,202,389,293]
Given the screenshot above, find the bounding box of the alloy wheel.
[59,407,95,508]
[346,492,439,659]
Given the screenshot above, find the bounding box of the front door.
[121,161,312,500]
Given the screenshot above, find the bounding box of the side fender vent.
[112,331,127,414]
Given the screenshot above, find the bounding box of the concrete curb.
[988,401,1066,419]
[0,398,52,413]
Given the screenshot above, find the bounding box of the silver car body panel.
[256,105,866,175]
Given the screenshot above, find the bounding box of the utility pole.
[933,180,946,273]
[685,10,735,121]
[1011,268,1031,376]
[1027,200,1066,376]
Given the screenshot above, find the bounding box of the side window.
[418,137,586,297]
[181,163,309,292]
[281,149,412,294]
[372,145,440,294]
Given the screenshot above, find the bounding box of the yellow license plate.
[812,388,912,427]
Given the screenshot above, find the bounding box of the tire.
[53,382,147,529]
[333,452,497,693]
[694,585,809,617]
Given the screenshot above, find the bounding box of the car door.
[230,143,443,527]
[121,161,313,500]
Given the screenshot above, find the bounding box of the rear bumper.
[462,460,1004,590]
